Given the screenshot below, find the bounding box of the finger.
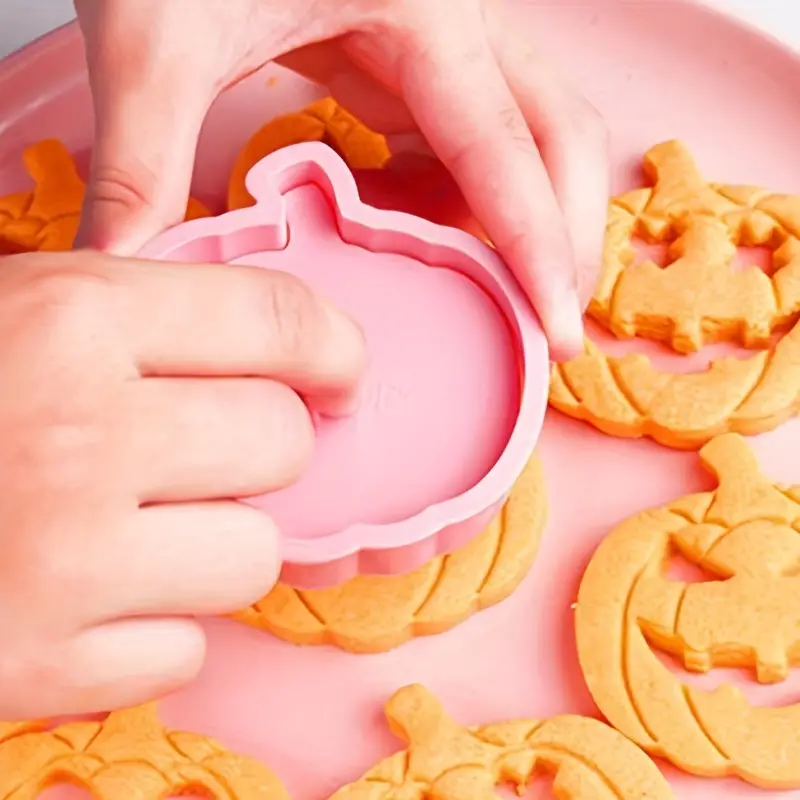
[93,255,366,416]
[81,501,281,621]
[400,20,584,360]
[127,377,314,504]
[0,618,207,717]
[75,1,215,254]
[486,13,610,308]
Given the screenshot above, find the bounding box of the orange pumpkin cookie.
[328,685,673,800]
[235,454,546,653]
[0,703,288,800]
[576,432,800,788]
[227,97,390,211]
[0,139,211,254]
[551,140,800,448]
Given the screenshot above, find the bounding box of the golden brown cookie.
[234,454,546,653]
[227,97,390,210]
[0,703,288,800]
[328,685,673,800]
[551,140,800,448]
[0,139,211,254]
[576,432,800,788]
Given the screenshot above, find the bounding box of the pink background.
[2,2,800,798]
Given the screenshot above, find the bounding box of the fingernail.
[312,302,368,418]
[547,292,585,361]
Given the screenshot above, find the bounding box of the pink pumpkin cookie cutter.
[138,142,549,588]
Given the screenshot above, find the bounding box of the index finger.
[79,254,366,414]
[399,22,584,360]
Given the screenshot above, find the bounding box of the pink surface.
[138,142,546,588]
[2,1,800,798]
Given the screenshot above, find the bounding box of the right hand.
[75,0,609,361]
[0,250,365,720]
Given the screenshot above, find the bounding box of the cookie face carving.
[551,140,800,448]
[576,433,800,788]
[234,454,546,653]
[328,685,673,800]
[0,703,288,800]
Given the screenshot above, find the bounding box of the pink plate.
[2,2,800,799]
[137,141,548,588]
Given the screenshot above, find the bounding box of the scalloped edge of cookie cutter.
[138,142,549,589]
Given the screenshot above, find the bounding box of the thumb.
[75,6,214,254]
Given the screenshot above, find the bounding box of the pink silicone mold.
[138,142,549,588]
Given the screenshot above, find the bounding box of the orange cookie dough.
[551,140,800,448]
[0,703,288,800]
[328,685,673,800]
[227,97,390,210]
[576,433,800,788]
[0,139,211,254]
[0,139,85,253]
[235,454,547,653]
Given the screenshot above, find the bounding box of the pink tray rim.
[4,1,798,83]
[4,0,800,135]
[137,141,550,571]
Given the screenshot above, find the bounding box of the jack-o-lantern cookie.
[0,139,211,254]
[234,455,546,653]
[0,703,287,800]
[227,97,390,210]
[551,140,800,448]
[576,432,800,788]
[328,685,673,800]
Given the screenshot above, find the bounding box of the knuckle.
[88,164,156,215]
[497,103,530,142]
[25,423,105,491]
[565,99,609,150]
[17,269,111,334]
[29,539,83,597]
[4,522,90,622]
[260,272,319,358]
[0,642,60,714]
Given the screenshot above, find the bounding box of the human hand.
[74,0,609,361]
[0,250,364,719]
